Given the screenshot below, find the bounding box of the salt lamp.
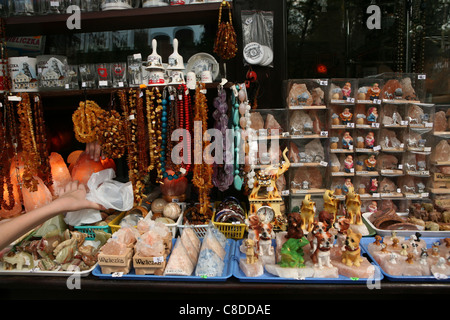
[49,152,72,195]
[0,177,23,219]
[22,176,53,212]
[160,170,188,202]
[70,152,116,186]
[67,150,83,174]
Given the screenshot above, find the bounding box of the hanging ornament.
[213,1,238,60]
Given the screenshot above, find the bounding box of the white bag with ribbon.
[64,168,134,226]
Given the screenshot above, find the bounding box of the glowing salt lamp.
[0,177,23,219]
[71,152,114,186]
[100,157,116,171]
[49,152,72,195]
[67,150,83,174]
[22,176,53,212]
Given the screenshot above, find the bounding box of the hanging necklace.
[177,83,192,173]
[0,97,15,211]
[213,0,238,60]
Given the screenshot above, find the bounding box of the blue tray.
[92,239,235,282]
[360,237,450,282]
[232,239,383,284]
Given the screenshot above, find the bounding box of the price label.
[133,53,142,60]
[425,122,433,128]
[320,80,328,86]
[374,99,382,104]
[373,145,381,151]
[128,114,135,120]
[424,147,431,152]
[281,190,290,196]
[112,272,124,278]
[371,123,380,128]
[401,120,409,126]
[372,193,380,198]
[118,81,124,87]
[153,256,164,263]
[346,97,355,103]
[50,1,59,7]
[99,80,108,87]
[346,122,355,128]
[349,145,354,150]
[398,164,403,169]
[320,131,328,137]
[418,74,426,80]
[396,188,402,193]
[8,96,21,101]
[320,161,328,167]
[421,193,429,198]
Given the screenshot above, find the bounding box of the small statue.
[340,107,353,124]
[365,154,377,171]
[279,237,309,268]
[368,200,378,213]
[369,177,378,194]
[342,131,353,149]
[341,82,352,99]
[405,252,415,264]
[366,107,378,123]
[300,194,316,233]
[419,248,428,265]
[342,178,353,194]
[365,131,375,148]
[367,83,380,100]
[373,235,382,246]
[244,239,258,264]
[344,154,354,173]
[345,186,362,225]
[341,228,363,267]
[400,243,409,256]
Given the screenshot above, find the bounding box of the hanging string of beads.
[177,83,192,173]
[0,98,15,211]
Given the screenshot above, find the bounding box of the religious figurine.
[341,82,352,100]
[344,154,353,173]
[339,108,353,124]
[342,131,353,149]
[367,83,380,100]
[364,154,377,171]
[365,131,375,149]
[366,107,378,123]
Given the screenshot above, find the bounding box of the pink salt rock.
[113,227,139,246]
[164,238,195,276]
[239,258,264,277]
[265,114,283,135]
[49,152,72,195]
[434,111,448,132]
[311,87,324,105]
[100,239,129,255]
[292,167,323,189]
[430,258,450,277]
[407,105,424,124]
[0,177,23,219]
[22,176,53,212]
[431,140,450,163]
[332,256,375,278]
[289,142,301,163]
[381,79,402,100]
[309,109,325,134]
[249,112,264,131]
[400,77,417,100]
[290,110,313,134]
[379,177,397,193]
[402,260,424,276]
[287,83,313,106]
[379,255,404,276]
[312,265,339,278]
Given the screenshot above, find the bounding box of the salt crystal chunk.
[239,258,264,277]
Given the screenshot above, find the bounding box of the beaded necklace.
[176,83,192,173]
[0,97,15,211]
[231,85,243,191]
[213,0,238,60]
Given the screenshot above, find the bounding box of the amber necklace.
[213,0,238,60]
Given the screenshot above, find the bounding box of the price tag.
[118,81,124,87]
[128,114,135,120]
[349,145,353,150]
[258,129,268,136]
[418,74,426,80]
[424,147,431,152]
[346,97,355,103]
[65,84,70,89]
[82,82,87,88]
[372,193,380,198]
[373,145,381,151]
[320,80,328,86]
[346,122,355,128]
[112,272,124,278]
[350,168,354,173]
[8,96,21,101]
[153,256,164,263]
[320,161,328,167]
[172,198,180,203]
[99,80,108,87]
[50,1,59,7]
[320,131,328,137]
[400,143,405,149]
[282,132,289,137]
[133,53,142,60]
[281,190,290,196]
[421,193,429,198]
[374,99,381,104]
[200,89,207,94]
[398,164,403,169]
[396,188,402,193]
[371,123,380,128]
[401,120,408,126]
[424,122,433,128]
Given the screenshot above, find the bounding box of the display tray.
[231,239,383,284]
[92,239,235,282]
[360,237,450,282]
[362,212,450,237]
[0,263,96,277]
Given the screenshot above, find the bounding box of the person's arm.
[0,181,104,251]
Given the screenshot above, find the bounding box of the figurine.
[279,237,309,268]
[365,131,375,148]
[300,194,316,233]
[342,82,352,99]
[373,235,382,246]
[419,247,428,264]
[244,239,258,264]
[344,155,354,173]
[405,253,415,264]
[339,108,353,124]
[365,154,377,171]
[369,177,378,194]
[345,186,362,225]
[342,178,353,194]
[342,131,353,149]
[367,83,380,100]
[323,190,339,223]
[255,221,275,256]
[400,243,409,256]
[366,107,378,123]
[285,211,304,239]
[341,228,363,267]
[310,232,333,269]
[368,200,378,213]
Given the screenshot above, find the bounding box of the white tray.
[362,212,450,237]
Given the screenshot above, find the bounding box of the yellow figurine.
[323,190,339,224]
[345,186,362,225]
[300,194,316,233]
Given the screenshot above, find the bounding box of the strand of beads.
[160,87,182,181]
[176,83,192,173]
[231,84,243,191]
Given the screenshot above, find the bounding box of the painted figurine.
[342,178,353,194]
[342,131,353,149]
[341,82,352,99]
[367,107,378,123]
[344,154,353,173]
[368,200,378,213]
[367,83,380,100]
[365,131,375,148]
[339,107,353,124]
[369,177,378,194]
[365,154,377,171]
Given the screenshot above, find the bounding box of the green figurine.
[279,237,309,268]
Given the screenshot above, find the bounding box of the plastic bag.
[86,169,134,211]
[241,10,274,67]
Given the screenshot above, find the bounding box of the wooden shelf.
[5,3,222,36]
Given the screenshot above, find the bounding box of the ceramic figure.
[342,131,353,149]
[339,108,353,124]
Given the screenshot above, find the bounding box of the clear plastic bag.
[241,10,274,67]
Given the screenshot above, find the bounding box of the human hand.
[85,141,104,162]
[56,180,105,212]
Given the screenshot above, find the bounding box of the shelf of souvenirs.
[287,188,439,200]
[4,2,223,36]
